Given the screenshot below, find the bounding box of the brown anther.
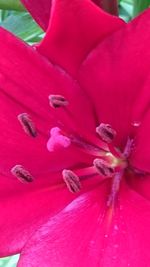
[11,165,34,183]
[18,113,37,137]
[96,123,116,143]
[93,158,115,177]
[62,169,81,193]
[49,94,68,108]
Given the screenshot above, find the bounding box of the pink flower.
[1,0,150,266]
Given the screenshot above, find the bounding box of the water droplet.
[104,234,108,238]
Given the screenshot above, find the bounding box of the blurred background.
[0,0,149,266]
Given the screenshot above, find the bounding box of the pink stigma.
[47,127,71,152]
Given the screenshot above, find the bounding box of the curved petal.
[21,0,119,31]
[0,172,103,257]
[36,0,124,76]
[17,180,150,267]
[78,9,150,149]
[0,28,97,255]
[21,0,51,31]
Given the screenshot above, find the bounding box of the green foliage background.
[0,0,149,266]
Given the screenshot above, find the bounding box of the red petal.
[0,172,102,256]
[0,28,96,255]
[21,0,119,31]
[128,73,150,174]
[37,0,124,75]
[18,180,150,267]
[127,172,150,201]
[78,9,150,149]
[130,108,150,173]
[21,0,51,31]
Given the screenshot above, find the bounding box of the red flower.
[1,0,150,266]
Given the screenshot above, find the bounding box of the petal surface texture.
[78,9,150,148]
[20,0,119,31]
[37,0,124,75]
[21,0,51,30]
[0,27,97,255]
[18,180,150,267]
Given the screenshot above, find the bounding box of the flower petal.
[36,0,124,75]
[128,109,150,200]
[0,173,102,256]
[21,0,51,31]
[127,72,150,174]
[78,9,150,148]
[0,28,97,255]
[17,180,150,267]
[127,172,150,201]
[21,0,119,31]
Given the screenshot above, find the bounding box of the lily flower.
[0,0,124,258]
[1,0,150,266]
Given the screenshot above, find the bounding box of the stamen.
[93,158,115,177]
[18,113,37,137]
[107,170,123,207]
[11,165,34,183]
[47,127,71,152]
[107,137,133,207]
[96,123,116,143]
[49,94,68,108]
[62,169,81,193]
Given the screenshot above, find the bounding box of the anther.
[93,158,115,177]
[11,165,34,183]
[96,123,116,143]
[62,169,81,193]
[49,94,68,108]
[18,113,37,137]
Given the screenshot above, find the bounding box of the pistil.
[107,138,133,207]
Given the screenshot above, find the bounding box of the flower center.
[46,97,134,206]
[12,95,134,207]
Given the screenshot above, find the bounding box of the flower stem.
[0,0,25,11]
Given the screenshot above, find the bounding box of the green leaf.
[0,11,43,43]
[0,0,25,11]
[133,0,150,16]
[119,0,133,21]
[0,255,19,267]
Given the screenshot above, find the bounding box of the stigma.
[46,102,132,207]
